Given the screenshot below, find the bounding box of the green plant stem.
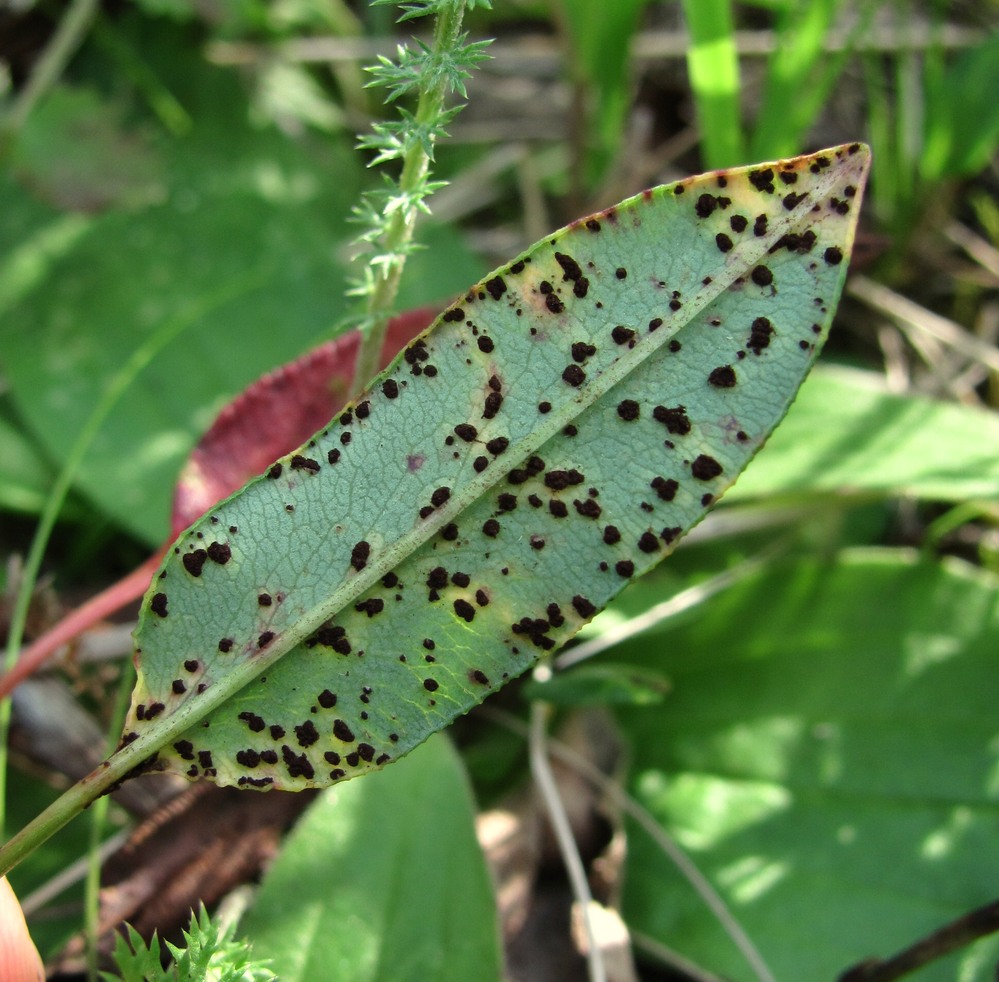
[0,0,100,154]
[85,661,136,982]
[349,0,468,397]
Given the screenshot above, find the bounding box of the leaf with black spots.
[119,145,870,792]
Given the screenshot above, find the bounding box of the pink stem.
[0,549,165,700]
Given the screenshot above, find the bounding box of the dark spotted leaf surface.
[124,145,870,791]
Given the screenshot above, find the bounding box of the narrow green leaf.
[121,145,870,792]
[240,734,501,982]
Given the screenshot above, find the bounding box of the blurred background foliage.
[2,1,999,980]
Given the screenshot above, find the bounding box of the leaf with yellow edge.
[118,144,870,792]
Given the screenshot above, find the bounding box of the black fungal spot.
[478,335,494,353]
[198,750,214,769]
[824,246,843,265]
[383,572,399,587]
[483,392,504,419]
[358,743,375,762]
[708,366,737,388]
[454,599,476,622]
[550,500,569,518]
[572,595,596,618]
[351,541,370,571]
[487,437,510,455]
[586,218,601,232]
[355,597,385,617]
[324,751,341,765]
[562,364,585,387]
[751,265,774,287]
[340,432,352,446]
[544,469,584,490]
[483,518,500,537]
[172,679,186,695]
[470,669,490,685]
[692,454,724,480]
[747,316,774,354]
[485,276,507,300]
[427,566,448,590]
[695,193,719,218]
[431,487,451,508]
[258,631,275,648]
[730,214,748,233]
[612,326,635,345]
[574,498,602,519]
[528,494,542,508]
[498,492,518,511]
[571,341,596,363]
[617,399,640,421]
[424,678,439,692]
[530,536,545,550]
[638,532,660,553]
[648,317,663,332]
[151,593,168,618]
[239,712,266,733]
[476,589,489,607]
[748,167,775,193]
[270,725,285,740]
[782,191,806,210]
[237,749,260,768]
[173,740,195,761]
[184,659,199,672]
[295,720,320,747]
[328,449,341,465]
[545,293,565,314]
[442,522,459,541]
[291,455,321,474]
[382,379,399,399]
[443,308,464,323]
[318,689,337,708]
[258,593,272,607]
[715,232,734,253]
[603,525,621,544]
[615,560,635,578]
[454,423,477,442]
[281,745,315,780]
[218,638,234,653]
[183,550,207,577]
[538,401,552,413]
[651,476,679,500]
[207,542,231,565]
[267,463,282,480]
[451,572,471,587]
[555,252,583,281]
[333,719,355,742]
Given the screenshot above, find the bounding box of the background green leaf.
[612,549,999,980]
[240,734,501,982]
[731,365,999,503]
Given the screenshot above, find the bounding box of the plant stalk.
[349,0,468,396]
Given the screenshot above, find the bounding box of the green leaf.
[731,364,999,503]
[240,734,501,982]
[119,145,870,792]
[613,549,999,980]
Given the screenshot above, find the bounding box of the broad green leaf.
[240,734,501,982]
[731,364,999,503]
[612,549,999,980]
[121,145,870,792]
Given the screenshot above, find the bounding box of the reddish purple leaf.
[170,309,437,535]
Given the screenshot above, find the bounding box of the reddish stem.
[0,549,165,700]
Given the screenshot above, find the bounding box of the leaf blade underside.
[124,144,870,790]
